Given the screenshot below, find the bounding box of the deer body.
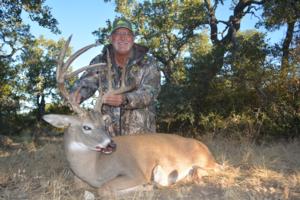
[65,133,217,189]
[44,113,219,191]
[43,36,220,193]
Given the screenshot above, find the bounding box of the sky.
[25,0,118,68]
[25,0,286,69]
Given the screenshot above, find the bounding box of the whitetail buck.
[43,36,220,194]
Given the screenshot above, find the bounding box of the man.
[71,17,161,136]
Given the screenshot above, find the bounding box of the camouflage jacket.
[72,43,161,136]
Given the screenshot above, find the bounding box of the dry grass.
[0,134,299,200]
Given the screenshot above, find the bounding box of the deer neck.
[63,130,100,186]
[63,129,118,187]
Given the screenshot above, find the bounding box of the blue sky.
[26,0,285,68]
[26,0,118,68]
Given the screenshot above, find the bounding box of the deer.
[42,36,221,195]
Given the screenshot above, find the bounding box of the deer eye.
[83,125,92,131]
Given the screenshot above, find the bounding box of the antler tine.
[94,88,103,113]
[64,42,99,72]
[94,49,136,112]
[105,49,136,95]
[57,35,100,116]
[107,49,113,91]
[65,63,107,80]
[111,59,136,95]
[94,50,112,112]
[56,35,72,83]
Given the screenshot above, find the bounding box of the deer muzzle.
[95,140,117,154]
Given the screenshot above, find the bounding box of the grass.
[0,133,299,200]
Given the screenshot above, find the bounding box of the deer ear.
[43,114,78,128]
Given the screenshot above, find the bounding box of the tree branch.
[204,0,219,44]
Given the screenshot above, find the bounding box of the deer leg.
[97,174,149,196]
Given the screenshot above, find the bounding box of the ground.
[0,134,299,200]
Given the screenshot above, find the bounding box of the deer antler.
[106,49,136,95]
[94,49,136,112]
[58,36,136,115]
[57,35,105,116]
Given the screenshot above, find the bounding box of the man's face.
[111,28,134,55]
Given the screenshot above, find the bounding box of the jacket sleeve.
[124,58,161,109]
[71,54,102,102]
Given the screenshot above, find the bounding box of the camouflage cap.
[111,17,133,34]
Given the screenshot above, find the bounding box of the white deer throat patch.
[68,141,90,152]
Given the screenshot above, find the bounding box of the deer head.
[43,35,135,154]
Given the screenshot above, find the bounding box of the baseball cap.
[111,17,134,34]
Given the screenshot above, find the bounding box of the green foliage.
[157,83,195,134]
[156,29,299,140]
[102,0,299,140]
[0,58,23,135]
[45,103,72,114]
[0,0,60,135]
[19,36,71,120]
[92,20,112,45]
[260,0,300,31]
[0,0,60,59]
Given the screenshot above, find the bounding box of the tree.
[0,0,60,59]
[0,0,60,135]
[258,1,300,137]
[103,0,266,85]
[0,58,22,134]
[260,0,300,75]
[19,36,70,121]
[100,1,299,138]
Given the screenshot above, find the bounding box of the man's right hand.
[102,93,126,107]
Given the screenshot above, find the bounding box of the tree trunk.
[36,93,45,121]
[281,20,295,78]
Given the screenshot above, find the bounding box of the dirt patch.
[0,135,299,200]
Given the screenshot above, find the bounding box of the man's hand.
[103,93,126,107]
